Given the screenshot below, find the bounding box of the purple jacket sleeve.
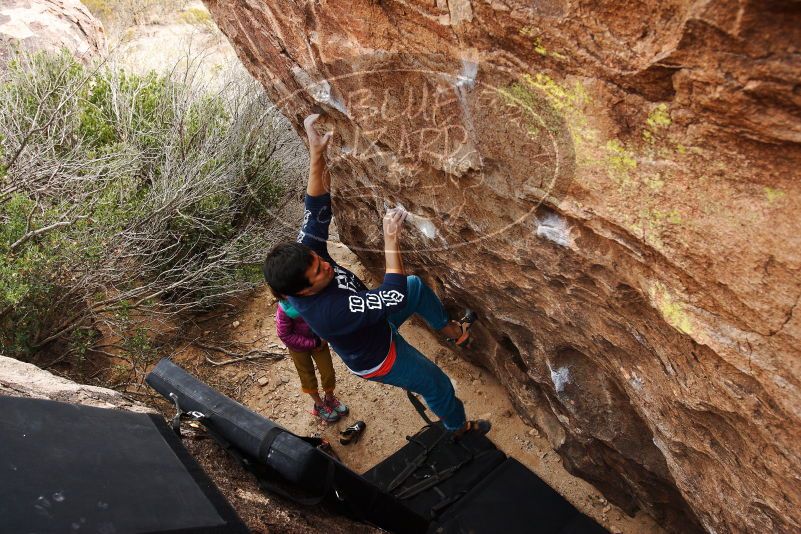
[275,307,319,351]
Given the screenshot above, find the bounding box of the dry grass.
[84,0,191,33]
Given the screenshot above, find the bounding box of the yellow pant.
[288,344,336,394]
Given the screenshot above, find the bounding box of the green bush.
[0,50,297,361]
[179,7,215,29]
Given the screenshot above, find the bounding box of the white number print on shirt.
[334,265,361,293]
[348,290,405,313]
[365,294,382,309]
[296,209,311,243]
[379,290,404,306]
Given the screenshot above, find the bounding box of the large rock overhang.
[201,1,801,532]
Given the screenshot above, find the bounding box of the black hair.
[262,242,314,296]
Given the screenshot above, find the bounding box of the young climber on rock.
[262,113,489,437]
[274,296,348,423]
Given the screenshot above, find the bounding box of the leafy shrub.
[0,50,302,361]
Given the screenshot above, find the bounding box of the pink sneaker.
[312,402,340,423]
[325,395,349,416]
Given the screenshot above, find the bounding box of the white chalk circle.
[250,53,575,254]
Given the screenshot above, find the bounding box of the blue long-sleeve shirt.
[287,193,407,373]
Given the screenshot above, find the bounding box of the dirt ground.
[165,242,664,534]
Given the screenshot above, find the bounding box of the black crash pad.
[363,422,506,519]
[0,395,247,534]
[364,422,607,533]
[434,457,609,533]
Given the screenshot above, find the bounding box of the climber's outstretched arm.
[304,114,333,196]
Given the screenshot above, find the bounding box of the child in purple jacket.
[276,300,348,422]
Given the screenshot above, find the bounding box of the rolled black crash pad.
[146,357,429,534]
[0,395,247,534]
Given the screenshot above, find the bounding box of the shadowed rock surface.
[201,1,801,532]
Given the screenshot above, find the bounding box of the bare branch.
[10,215,89,251]
[204,351,285,366]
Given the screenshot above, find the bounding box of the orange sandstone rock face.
[203,1,801,532]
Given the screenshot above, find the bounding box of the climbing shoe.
[312,402,340,423]
[452,419,492,440]
[325,394,349,416]
[340,420,366,445]
[447,309,478,348]
[317,438,341,461]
